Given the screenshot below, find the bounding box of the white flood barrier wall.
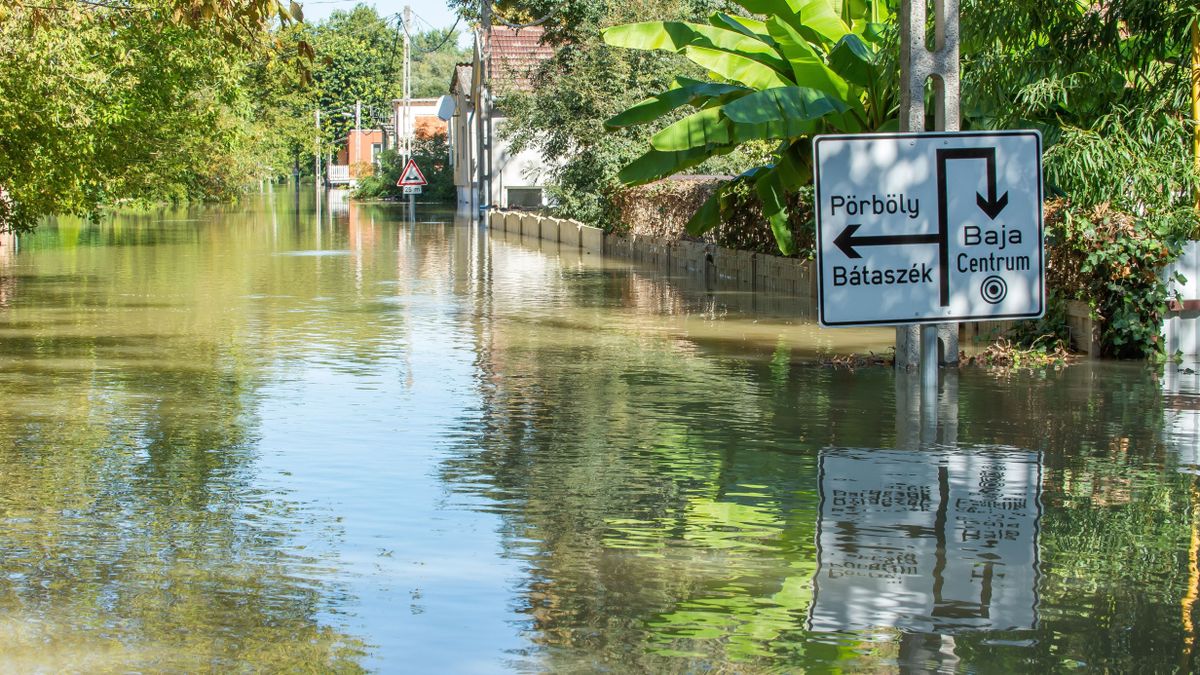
[1165,241,1200,356]
[809,447,1042,633]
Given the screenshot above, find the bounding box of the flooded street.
[1,190,1198,672]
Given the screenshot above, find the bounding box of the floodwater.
[1,188,1198,672]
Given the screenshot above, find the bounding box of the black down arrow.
[937,147,1009,220]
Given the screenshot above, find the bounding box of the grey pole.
[403,5,415,214]
[898,0,961,402]
[476,0,491,220]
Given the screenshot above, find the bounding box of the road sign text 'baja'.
[814,131,1044,327]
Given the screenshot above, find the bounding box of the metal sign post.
[812,1,1046,423]
[902,0,958,403]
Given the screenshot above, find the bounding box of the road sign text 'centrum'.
[814,131,1044,327]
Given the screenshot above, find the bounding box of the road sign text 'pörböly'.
[813,131,1044,327]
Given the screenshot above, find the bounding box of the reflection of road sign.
[396,159,427,187]
[814,131,1044,327]
[402,186,422,195]
[809,447,1042,633]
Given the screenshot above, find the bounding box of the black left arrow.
[834,223,941,259]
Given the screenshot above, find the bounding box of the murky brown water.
[1,188,1198,672]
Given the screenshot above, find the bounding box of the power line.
[385,12,404,83]
[413,15,462,54]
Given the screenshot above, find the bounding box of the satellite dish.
[436,95,456,121]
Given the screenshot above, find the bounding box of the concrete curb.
[485,210,816,299]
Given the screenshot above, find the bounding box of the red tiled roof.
[487,26,554,91]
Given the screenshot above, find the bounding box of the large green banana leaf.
[618,145,734,186]
[605,79,747,130]
[683,45,793,90]
[601,21,789,74]
[650,107,731,151]
[755,167,796,255]
[794,0,852,45]
[650,86,843,152]
[827,33,877,88]
[708,12,774,45]
[765,16,849,100]
[735,0,806,35]
[722,86,846,135]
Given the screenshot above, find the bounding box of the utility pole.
[896,0,960,399]
[354,99,362,167]
[402,5,415,212]
[475,0,491,218]
[401,5,413,165]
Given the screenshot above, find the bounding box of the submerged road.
[0,189,1197,672]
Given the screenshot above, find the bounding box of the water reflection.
[812,446,1041,633]
[447,235,1200,672]
[2,190,1199,671]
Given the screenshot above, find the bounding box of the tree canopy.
[0,1,308,232]
[0,2,466,233]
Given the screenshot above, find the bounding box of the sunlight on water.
[0,189,1197,671]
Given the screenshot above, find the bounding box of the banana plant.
[602,0,896,255]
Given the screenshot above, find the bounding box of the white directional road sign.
[814,131,1044,327]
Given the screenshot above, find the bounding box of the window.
[507,187,543,209]
[371,143,382,163]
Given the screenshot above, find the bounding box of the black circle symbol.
[980,275,1007,304]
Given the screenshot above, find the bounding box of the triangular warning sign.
[396,159,427,186]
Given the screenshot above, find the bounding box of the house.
[329,129,385,187]
[445,26,555,212]
[326,100,447,188]
[391,97,447,146]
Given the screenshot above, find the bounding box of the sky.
[301,0,462,30]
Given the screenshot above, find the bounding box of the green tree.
[960,0,1199,357]
[411,28,471,98]
[308,5,401,143]
[0,0,306,233]
[306,7,466,155]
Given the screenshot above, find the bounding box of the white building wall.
[392,99,440,148]
[445,100,549,212]
[489,116,547,209]
[450,107,477,211]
